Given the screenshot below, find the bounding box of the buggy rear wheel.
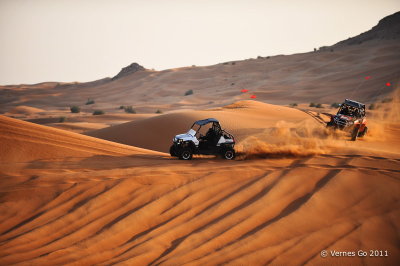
[222,149,235,160]
[179,149,193,160]
[358,126,368,137]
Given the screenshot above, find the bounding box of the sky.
[0,0,399,85]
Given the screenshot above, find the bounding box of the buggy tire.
[351,125,360,141]
[179,148,193,160]
[326,121,334,128]
[222,148,235,160]
[358,126,368,137]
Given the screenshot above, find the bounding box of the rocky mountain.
[334,11,400,46]
[111,62,146,80]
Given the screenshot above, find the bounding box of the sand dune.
[5,105,45,116]
[0,115,162,163]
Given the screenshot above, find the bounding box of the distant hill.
[334,11,400,46]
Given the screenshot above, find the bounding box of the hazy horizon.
[0,0,399,85]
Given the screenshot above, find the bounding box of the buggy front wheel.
[169,145,177,157]
[351,125,360,141]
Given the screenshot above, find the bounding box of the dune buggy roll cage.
[337,99,365,118]
[191,118,234,140]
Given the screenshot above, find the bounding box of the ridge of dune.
[0,115,164,163]
[6,105,45,115]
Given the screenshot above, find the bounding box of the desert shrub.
[93,110,105,115]
[257,56,263,59]
[119,105,125,109]
[70,106,80,113]
[59,116,66,123]
[316,103,323,108]
[155,109,162,114]
[289,103,298,107]
[86,98,95,105]
[231,83,235,86]
[368,104,376,110]
[184,89,193,96]
[124,106,136,113]
[331,102,340,108]
[309,102,316,107]
[231,62,236,65]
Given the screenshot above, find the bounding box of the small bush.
[86,98,95,105]
[331,102,340,108]
[309,102,316,107]
[124,106,136,113]
[184,89,193,96]
[231,62,236,65]
[257,56,263,59]
[231,83,235,86]
[59,116,66,123]
[119,105,125,109]
[70,106,80,113]
[368,104,376,110]
[155,109,162,114]
[316,103,323,108]
[93,110,105,115]
[289,103,298,107]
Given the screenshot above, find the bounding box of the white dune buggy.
[170,118,236,160]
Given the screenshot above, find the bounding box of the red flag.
[386,82,391,86]
[250,95,257,99]
[241,89,249,93]
[365,76,371,80]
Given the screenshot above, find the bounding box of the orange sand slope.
[0,113,399,265]
[0,115,163,163]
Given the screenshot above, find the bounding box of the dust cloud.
[236,120,345,159]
